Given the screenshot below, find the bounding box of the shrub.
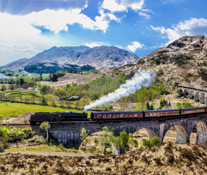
[158,97,167,109]
[176,89,183,97]
[142,138,151,147]
[22,127,35,139]
[150,137,161,146]
[199,69,207,82]
[58,143,65,151]
[142,137,161,147]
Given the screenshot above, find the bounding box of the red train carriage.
[180,107,206,115]
[145,109,180,118]
[91,111,143,120]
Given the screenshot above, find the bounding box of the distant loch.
[0,73,11,79]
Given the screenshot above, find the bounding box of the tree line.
[81,126,161,155]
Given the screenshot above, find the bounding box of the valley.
[0,35,207,175]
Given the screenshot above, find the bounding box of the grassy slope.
[5,144,82,153]
[0,102,88,117]
[1,143,207,174]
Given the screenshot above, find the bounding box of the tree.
[7,127,24,147]
[1,85,6,91]
[40,85,50,94]
[128,133,138,151]
[19,77,25,87]
[120,131,129,153]
[146,102,151,110]
[41,96,47,105]
[99,126,114,154]
[40,122,50,141]
[80,128,88,141]
[112,136,121,154]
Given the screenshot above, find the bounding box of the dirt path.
[0,151,93,157]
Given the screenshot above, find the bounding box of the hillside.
[0,46,138,70]
[117,35,207,90]
[1,143,207,174]
[40,73,101,87]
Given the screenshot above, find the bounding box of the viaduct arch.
[176,86,207,105]
[46,113,207,149]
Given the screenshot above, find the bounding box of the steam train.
[30,107,206,125]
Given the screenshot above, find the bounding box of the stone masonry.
[48,113,207,149]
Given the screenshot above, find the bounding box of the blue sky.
[0,0,207,66]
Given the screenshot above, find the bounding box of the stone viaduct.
[48,113,207,149]
[176,86,207,105]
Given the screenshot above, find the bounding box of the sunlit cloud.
[127,41,144,52]
[101,0,145,12]
[151,18,207,44]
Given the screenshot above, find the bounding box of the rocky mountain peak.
[116,35,207,90]
[0,45,138,71]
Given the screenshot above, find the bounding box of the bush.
[22,127,35,139]
[199,69,207,82]
[150,137,161,146]
[142,138,151,147]
[176,89,183,97]
[142,137,161,147]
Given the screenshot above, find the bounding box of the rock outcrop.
[118,35,207,90]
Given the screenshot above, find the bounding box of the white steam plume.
[84,70,156,111]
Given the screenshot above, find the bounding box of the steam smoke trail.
[84,70,156,111]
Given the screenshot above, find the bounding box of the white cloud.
[151,18,207,44]
[85,42,102,48]
[30,9,96,34]
[161,0,184,4]
[95,9,120,32]
[139,12,150,19]
[101,0,145,12]
[127,41,144,52]
[0,8,120,65]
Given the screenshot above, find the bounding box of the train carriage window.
[125,113,128,117]
[103,114,106,118]
[113,114,116,118]
[130,113,133,117]
[120,114,124,118]
[134,113,137,117]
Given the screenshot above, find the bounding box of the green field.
[0,102,89,118]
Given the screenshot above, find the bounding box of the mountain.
[2,58,28,67]
[0,46,138,71]
[116,35,207,89]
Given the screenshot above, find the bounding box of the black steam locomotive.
[30,112,87,125]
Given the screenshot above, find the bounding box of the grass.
[1,90,55,99]
[5,144,82,153]
[0,102,89,117]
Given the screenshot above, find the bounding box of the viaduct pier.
[48,113,207,148]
